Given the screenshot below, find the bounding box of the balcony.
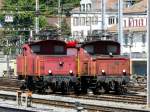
[123,52,147,60]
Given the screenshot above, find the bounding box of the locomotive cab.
[82,40,120,55]
[17,40,79,94]
[30,40,67,55]
[79,40,130,94]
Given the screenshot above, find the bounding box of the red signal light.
[66,40,77,47]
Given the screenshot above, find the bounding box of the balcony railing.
[123,52,147,59]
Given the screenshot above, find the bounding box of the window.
[81,17,86,25]
[123,34,129,46]
[31,45,40,53]
[73,17,79,26]
[54,45,64,54]
[73,31,78,37]
[124,1,135,8]
[86,17,91,26]
[87,30,92,36]
[116,18,118,24]
[81,30,84,36]
[142,34,146,46]
[73,17,76,26]
[108,16,115,25]
[92,16,98,25]
[86,3,91,12]
[124,37,128,45]
[67,48,77,56]
[107,45,117,54]
[81,4,85,12]
[84,45,94,54]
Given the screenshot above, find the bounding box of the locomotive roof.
[28,39,66,45]
[81,40,120,46]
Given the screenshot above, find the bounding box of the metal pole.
[90,17,92,36]
[147,0,150,108]
[29,30,33,42]
[118,0,123,54]
[35,0,39,36]
[58,0,61,33]
[6,40,10,78]
[101,0,106,35]
[128,32,133,75]
[129,45,132,74]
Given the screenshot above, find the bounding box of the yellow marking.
[35,58,38,74]
[24,56,27,78]
[94,61,96,77]
[77,55,80,77]
[38,60,40,77]
[22,58,24,75]
[130,59,132,75]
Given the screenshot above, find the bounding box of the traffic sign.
[5,15,13,22]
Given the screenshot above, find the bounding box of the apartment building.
[71,0,146,75]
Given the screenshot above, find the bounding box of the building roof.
[72,0,145,13]
[124,0,147,13]
[47,17,71,27]
[72,0,119,13]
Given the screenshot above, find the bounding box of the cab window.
[107,45,117,54]
[54,45,64,54]
[84,45,94,54]
[31,45,40,53]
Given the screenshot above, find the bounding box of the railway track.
[32,98,147,112]
[0,77,23,87]
[0,84,146,105]
[0,78,146,105]
[0,92,148,112]
[48,92,146,105]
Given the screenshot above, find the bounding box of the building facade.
[71,0,147,75]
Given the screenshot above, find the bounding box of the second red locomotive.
[17,39,130,94]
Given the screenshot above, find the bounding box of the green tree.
[61,18,71,37]
[0,0,80,54]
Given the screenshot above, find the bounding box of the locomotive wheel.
[119,86,127,95]
[98,86,105,94]
[115,86,124,95]
[51,82,57,93]
[45,85,53,94]
[82,86,88,94]
[74,80,81,95]
[102,83,110,94]
[93,82,103,95]
[61,81,70,95]
[93,82,110,94]
[114,82,127,95]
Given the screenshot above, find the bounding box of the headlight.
[69,70,73,74]
[69,70,74,76]
[101,69,106,75]
[48,70,52,75]
[123,69,126,75]
[102,70,105,73]
[123,69,126,73]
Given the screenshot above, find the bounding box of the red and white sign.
[5,15,13,22]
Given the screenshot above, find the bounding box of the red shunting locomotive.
[17,39,130,94]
